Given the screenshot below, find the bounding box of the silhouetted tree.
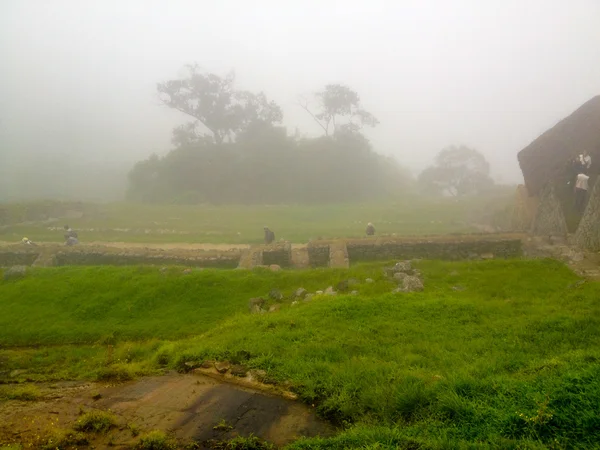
[299,84,379,136]
[418,145,494,196]
[158,65,283,146]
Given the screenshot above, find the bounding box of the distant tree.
[298,84,379,136]
[158,65,283,146]
[418,145,494,196]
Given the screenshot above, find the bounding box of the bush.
[73,410,118,433]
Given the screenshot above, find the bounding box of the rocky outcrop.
[575,179,600,251]
[531,184,568,237]
[517,95,600,197]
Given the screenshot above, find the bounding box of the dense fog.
[1,0,599,201]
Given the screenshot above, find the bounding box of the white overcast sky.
[1,0,600,183]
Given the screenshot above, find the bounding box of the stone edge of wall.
[0,235,525,269]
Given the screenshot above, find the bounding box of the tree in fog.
[157,65,283,146]
[299,84,379,136]
[418,145,494,196]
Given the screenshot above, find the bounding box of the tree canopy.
[157,65,283,146]
[129,65,412,204]
[418,145,494,196]
[299,84,379,136]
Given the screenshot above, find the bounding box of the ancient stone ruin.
[516,95,600,246]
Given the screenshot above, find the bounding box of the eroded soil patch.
[0,373,334,449]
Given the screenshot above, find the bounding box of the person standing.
[264,226,275,244]
[575,172,590,213]
[365,222,375,236]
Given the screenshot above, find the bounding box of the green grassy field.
[0,195,513,244]
[1,259,599,448]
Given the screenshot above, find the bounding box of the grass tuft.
[73,410,118,433]
[134,430,177,450]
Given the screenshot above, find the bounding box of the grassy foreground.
[1,259,600,448]
[0,195,512,244]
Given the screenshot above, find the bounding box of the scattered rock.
[451,285,466,292]
[303,294,314,302]
[402,276,424,292]
[324,286,337,296]
[350,290,359,295]
[336,280,350,292]
[480,253,494,260]
[393,272,408,282]
[248,297,265,313]
[3,266,27,281]
[348,278,360,286]
[248,369,267,382]
[269,264,282,272]
[214,361,231,374]
[294,288,308,299]
[268,304,281,313]
[200,360,213,369]
[315,290,324,295]
[184,361,202,370]
[10,369,28,378]
[230,365,248,377]
[159,267,168,274]
[365,278,374,284]
[291,300,299,306]
[449,270,459,276]
[182,268,192,275]
[394,261,412,273]
[269,289,283,301]
[91,393,102,401]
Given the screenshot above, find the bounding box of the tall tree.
[158,65,283,145]
[299,84,379,136]
[418,145,494,196]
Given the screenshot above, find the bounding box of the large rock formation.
[518,96,600,197]
[575,180,600,251]
[531,184,568,237]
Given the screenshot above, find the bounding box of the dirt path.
[0,373,334,449]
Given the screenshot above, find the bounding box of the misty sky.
[2,0,600,183]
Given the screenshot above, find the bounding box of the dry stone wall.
[262,243,293,268]
[531,185,568,237]
[345,238,522,263]
[0,234,524,269]
[575,179,600,251]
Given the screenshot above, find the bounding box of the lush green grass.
[0,195,513,244]
[1,259,600,448]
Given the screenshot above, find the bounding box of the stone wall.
[262,243,292,268]
[54,248,240,268]
[345,237,522,263]
[0,250,40,267]
[531,184,568,237]
[307,242,330,267]
[0,235,525,270]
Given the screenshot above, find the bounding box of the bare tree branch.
[297,96,329,136]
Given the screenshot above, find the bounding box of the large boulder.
[402,276,424,292]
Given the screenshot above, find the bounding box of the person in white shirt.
[574,172,590,213]
[579,151,592,170]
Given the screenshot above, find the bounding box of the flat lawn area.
[1,259,599,448]
[0,195,512,244]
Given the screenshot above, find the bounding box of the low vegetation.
[1,259,599,448]
[134,430,177,450]
[73,410,118,433]
[0,195,513,244]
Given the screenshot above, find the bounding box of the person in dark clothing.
[64,225,78,242]
[365,222,375,236]
[264,227,275,244]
